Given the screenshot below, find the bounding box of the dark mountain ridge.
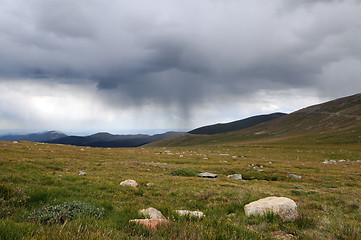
[188,112,287,135]
[47,131,183,147]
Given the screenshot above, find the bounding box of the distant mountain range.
[188,112,286,135]
[0,130,184,148]
[0,131,66,142]
[0,112,288,147]
[148,93,361,147]
[47,131,183,147]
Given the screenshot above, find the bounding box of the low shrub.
[170,168,200,177]
[28,201,105,224]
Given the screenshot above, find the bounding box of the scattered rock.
[219,154,229,156]
[129,219,169,229]
[269,230,297,240]
[227,174,243,180]
[288,174,301,179]
[12,141,18,144]
[323,160,337,164]
[139,207,166,219]
[175,210,204,218]
[244,196,299,221]
[78,170,86,176]
[198,172,217,178]
[146,183,154,187]
[120,179,138,188]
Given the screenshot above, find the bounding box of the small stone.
[78,170,86,175]
[244,196,299,221]
[269,231,297,240]
[120,179,138,188]
[129,219,169,229]
[288,174,302,179]
[139,207,166,219]
[198,172,217,178]
[175,210,204,218]
[227,174,243,180]
[12,141,18,144]
[146,183,154,187]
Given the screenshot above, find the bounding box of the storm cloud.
[0,0,361,132]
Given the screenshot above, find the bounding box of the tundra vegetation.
[0,140,360,239]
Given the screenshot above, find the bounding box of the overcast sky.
[1,0,361,135]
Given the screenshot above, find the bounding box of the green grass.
[0,141,360,239]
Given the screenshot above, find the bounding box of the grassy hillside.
[149,93,361,147]
[1,140,360,239]
[188,113,286,135]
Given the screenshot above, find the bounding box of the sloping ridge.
[0,131,67,142]
[188,112,286,135]
[149,93,361,146]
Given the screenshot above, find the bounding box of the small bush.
[28,201,105,224]
[170,168,200,177]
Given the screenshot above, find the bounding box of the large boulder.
[244,196,299,221]
[120,179,138,188]
[198,172,217,178]
[139,207,166,219]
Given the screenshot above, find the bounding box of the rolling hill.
[188,112,286,135]
[148,93,361,146]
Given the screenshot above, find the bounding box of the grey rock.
[244,196,299,221]
[227,174,243,180]
[120,179,138,188]
[175,210,204,218]
[288,174,302,179]
[139,207,166,219]
[78,170,86,175]
[198,172,217,178]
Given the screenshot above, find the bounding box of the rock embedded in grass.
[227,174,243,180]
[175,210,205,218]
[288,174,302,179]
[198,172,217,178]
[139,207,166,219]
[78,170,86,175]
[129,219,169,229]
[244,196,299,221]
[120,179,138,188]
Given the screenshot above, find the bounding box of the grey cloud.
[0,0,361,113]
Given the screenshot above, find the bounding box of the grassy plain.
[1,140,360,239]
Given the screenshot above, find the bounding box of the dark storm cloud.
[1,0,361,110]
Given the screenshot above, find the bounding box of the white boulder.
[139,207,166,219]
[120,179,138,188]
[175,210,204,218]
[227,174,243,180]
[244,196,299,221]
